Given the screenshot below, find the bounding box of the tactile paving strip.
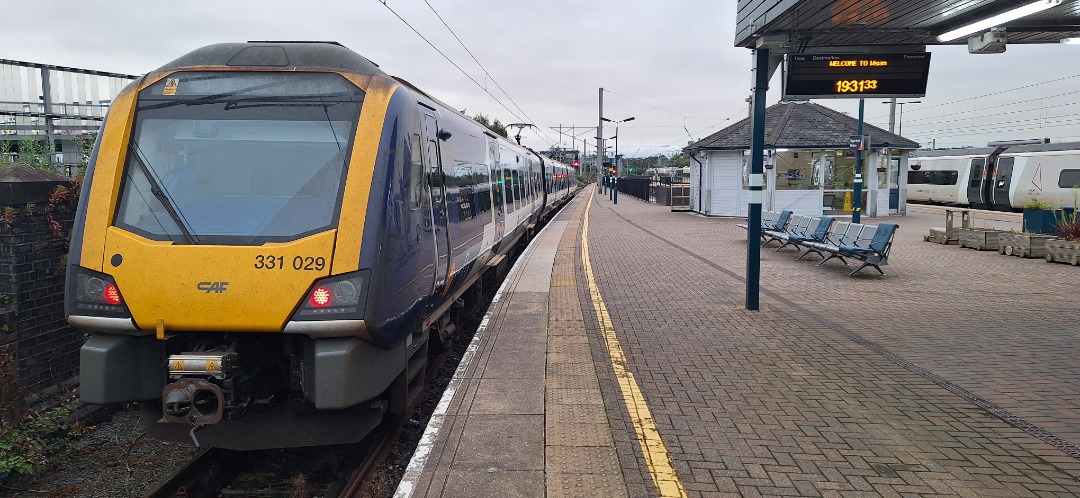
[546,472,630,498]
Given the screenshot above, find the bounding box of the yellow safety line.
[580,188,688,498]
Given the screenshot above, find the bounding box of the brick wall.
[0,165,80,400]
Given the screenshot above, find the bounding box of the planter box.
[998,233,1057,258]
[1022,208,1059,235]
[1045,239,1080,265]
[958,228,1002,251]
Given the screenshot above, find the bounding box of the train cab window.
[1059,169,1080,189]
[113,71,363,245]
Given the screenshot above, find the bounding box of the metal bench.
[737,210,792,241]
[764,214,810,247]
[802,223,899,276]
[777,216,834,252]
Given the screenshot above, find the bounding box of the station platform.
[397,185,1080,497]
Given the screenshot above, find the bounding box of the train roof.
[154,41,384,76]
[911,147,1000,158]
[999,141,1080,155]
[912,142,1080,159]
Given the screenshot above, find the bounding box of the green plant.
[1052,187,1080,241]
[0,140,13,167]
[17,138,54,172]
[0,398,80,476]
[71,132,96,179]
[1023,198,1054,210]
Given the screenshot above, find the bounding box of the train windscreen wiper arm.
[128,141,199,245]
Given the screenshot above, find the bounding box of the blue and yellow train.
[68,42,576,449]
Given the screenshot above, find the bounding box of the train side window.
[513,170,523,203]
[409,134,424,210]
[473,164,490,216]
[996,158,1014,188]
[1059,169,1080,189]
[938,170,958,185]
[503,167,515,213]
[492,164,503,211]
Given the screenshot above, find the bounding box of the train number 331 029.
[254,255,327,271]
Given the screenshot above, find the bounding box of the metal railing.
[619,176,651,202]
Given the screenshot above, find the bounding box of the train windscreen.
[113,71,364,245]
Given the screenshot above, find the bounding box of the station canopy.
[736,0,1080,50]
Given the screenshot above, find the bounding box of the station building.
[685,100,920,218]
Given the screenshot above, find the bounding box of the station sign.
[783,52,931,99]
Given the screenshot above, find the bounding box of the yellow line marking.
[580,187,687,498]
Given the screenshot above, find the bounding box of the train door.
[991,157,1015,211]
[421,111,451,297]
[966,158,987,208]
[489,140,504,244]
[538,156,549,209]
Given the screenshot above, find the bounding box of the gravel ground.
[0,405,195,498]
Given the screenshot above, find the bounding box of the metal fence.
[618,176,652,202]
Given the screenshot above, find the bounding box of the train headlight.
[290,270,369,321]
[66,266,131,318]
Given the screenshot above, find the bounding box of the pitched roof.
[685,101,920,152]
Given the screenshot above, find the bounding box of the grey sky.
[6,1,1079,155]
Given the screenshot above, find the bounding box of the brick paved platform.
[399,185,1080,497]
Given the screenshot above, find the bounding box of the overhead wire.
[602,87,751,153]
[864,74,1080,130]
[377,0,557,147]
[420,0,555,145]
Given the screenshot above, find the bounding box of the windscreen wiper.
[129,141,199,245]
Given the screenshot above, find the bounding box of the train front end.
[68,44,401,449]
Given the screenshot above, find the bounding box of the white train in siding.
[908,141,1080,211]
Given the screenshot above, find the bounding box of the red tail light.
[310,287,332,307]
[104,284,122,305]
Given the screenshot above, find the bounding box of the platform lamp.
[881,100,920,137]
[602,116,634,177]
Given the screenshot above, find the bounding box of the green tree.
[472,114,508,139]
[668,152,691,168]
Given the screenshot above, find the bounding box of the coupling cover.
[168,352,238,379]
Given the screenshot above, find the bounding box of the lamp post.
[602,116,635,177]
[881,100,920,137]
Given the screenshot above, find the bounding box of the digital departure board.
[783,52,931,99]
